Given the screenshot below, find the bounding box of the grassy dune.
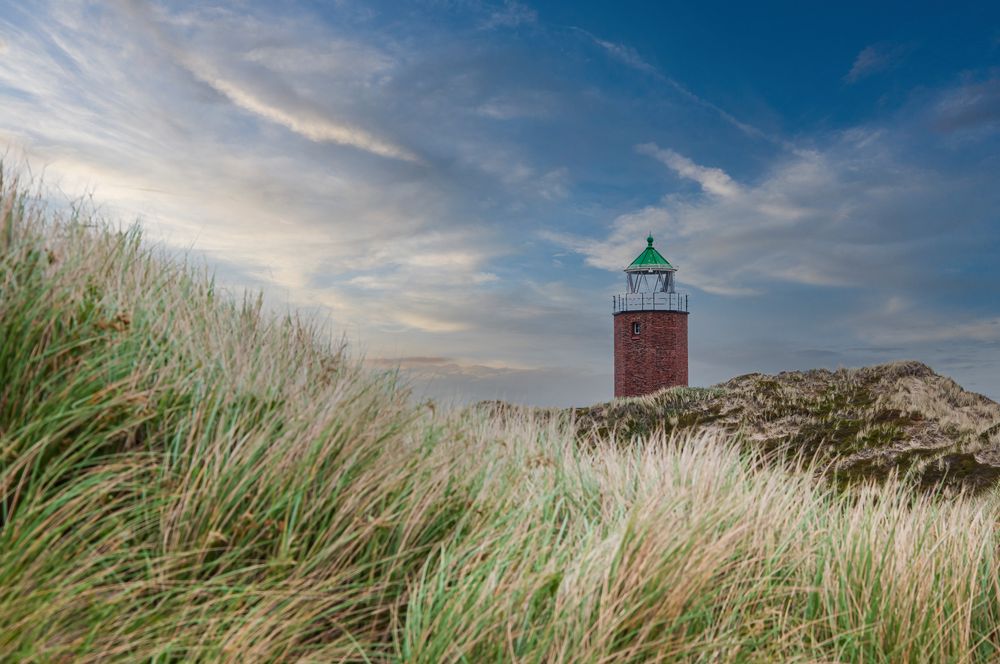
[4,167,1000,662]
[564,359,1000,493]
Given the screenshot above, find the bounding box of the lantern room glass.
[626,269,675,294]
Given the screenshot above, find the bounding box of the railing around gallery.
[612,292,689,314]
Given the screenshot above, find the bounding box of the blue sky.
[2,0,999,406]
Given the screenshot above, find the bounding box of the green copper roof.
[626,235,674,270]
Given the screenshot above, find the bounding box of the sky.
[2,0,999,406]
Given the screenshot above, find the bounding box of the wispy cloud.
[242,42,394,78]
[574,28,787,148]
[636,143,741,198]
[481,0,537,30]
[869,314,1000,345]
[932,77,1000,133]
[117,1,419,162]
[588,35,659,75]
[187,63,420,162]
[547,123,997,300]
[475,90,554,120]
[0,1,493,336]
[844,43,911,83]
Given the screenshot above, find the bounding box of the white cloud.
[187,63,420,161]
[0,1,503,341]
[450,138,571,200]
[576,29,787,147]
[589,36,658,75]
[475,91,554,120]
[242,42,394,79]
[481,1,538,30]
[536,167,570,200]
[908,318,1000,343]
[540,205,672,271]
[546,136,949,297]
[113,2,418,162]
[636,143,741,198]
[844,43,910,84]
[932,77,1000,133]
[392,313,471,333]
[862,302,1000,345]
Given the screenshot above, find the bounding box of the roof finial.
[646,233,654,247]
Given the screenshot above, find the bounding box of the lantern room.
[625,234,677,294]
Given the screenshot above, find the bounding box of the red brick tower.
[613,235,689,397]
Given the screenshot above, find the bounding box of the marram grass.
[2,166,1000,662]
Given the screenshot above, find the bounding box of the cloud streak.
[588,35,659,75]
[932,77,1000,133]
[575,29,788,147]
[481,0,538,30]
[637,143,741,198]
[193,65,419,161]
[844,43,911,83]
[115,0,419,162]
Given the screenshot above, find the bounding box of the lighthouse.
[612,235,689,397]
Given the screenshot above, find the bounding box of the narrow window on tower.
[632,322,641,335]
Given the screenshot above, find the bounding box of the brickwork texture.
[613,311,688,397]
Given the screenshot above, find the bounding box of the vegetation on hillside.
[564,361,1000,492]
[4,165,1000,662]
